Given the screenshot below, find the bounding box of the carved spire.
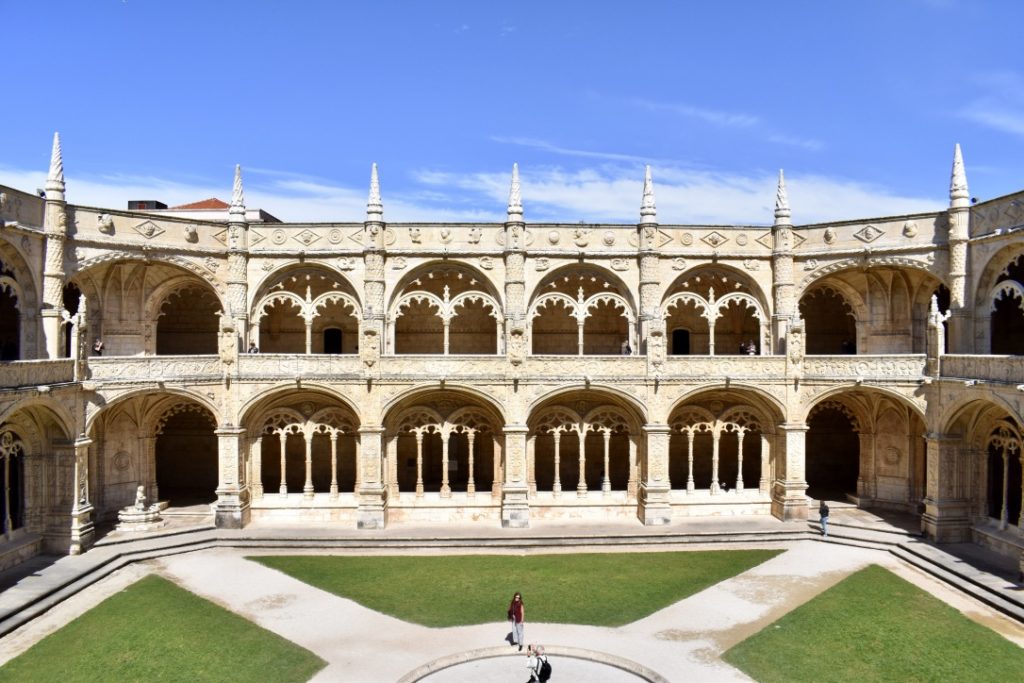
[229,164,246,220]
[774,169,790,223]
[45,132,65,200]
[507,163,523,221]
[367,163,383,222]
[640,165,657,224]
[949,143,969,208]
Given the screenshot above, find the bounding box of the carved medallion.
[854,224,884,243]
[132,220,164,239]
[701,231,729,248]
[294,229,321,246]
[671,257,687,270]
[823,228,836,244]
[680,232,693,246]
[547,230,560,245]
[603,231,616,246]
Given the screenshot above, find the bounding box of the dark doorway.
[671,329,690,355]
[62,283,81,358]
[155,408,218,505]
[323,328,342,354]
[806,406,859,500]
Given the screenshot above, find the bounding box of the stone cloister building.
[0,135,1022,570]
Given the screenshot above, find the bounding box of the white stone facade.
[0,138,1022,569]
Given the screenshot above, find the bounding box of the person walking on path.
[819,500,830,537]
[508,591,525,651]
[525,644,550,682]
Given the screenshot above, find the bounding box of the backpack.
[538,656,552,681]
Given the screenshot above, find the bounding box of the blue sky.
[2,0,1023,224]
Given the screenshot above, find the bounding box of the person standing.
[819,500,830,537]
[525,644,539,682]
[508,591,525,651]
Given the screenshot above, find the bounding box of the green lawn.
[723,564,1024,682]
[251,549,780,627]
[0,574,325,683]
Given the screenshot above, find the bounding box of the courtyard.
[1,513,1022,682]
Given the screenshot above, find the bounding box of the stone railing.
[660,355,787,379]
[0,359,75,388]
[940,355,1024,384]
[802,355,927,380]
[238,353,365,379]
[88,356,222,382]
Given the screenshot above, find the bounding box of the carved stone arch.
[75,251,227,298]
[661,291,711,320]
[669,385,787,425]
[310,291,361,320]
[528,291,579,321]
[937,395,1023,440]
[528,262,636,311]
[392,291,444,320]
[0,397,75,441]
[250,260,362,306]
[259,408,307,436]
[309,406,359,433]
[582,292,635,323]
[801,384,925,427]
[153,401,217,435]
[530,407,584,435]
[86,387,222,435]
[799,257,944,291]
[238,383,363,429]
[0,275,24,305]
[447,406,499,433]
[252,290,306,325]
[988,280,1024,313]
[145,274,221,322]
[807,399,862,433]
[0,238,39,309]
[715,292,767,323]
[668,406,717,433]
[663,263,769,309]
[526,385,649,426]
[393,406,444,434]
[974,246,1024,309]
[449,291,503,322]
[391,259,504,303]
[380,384,508,425]
[987,419,1023,451]
[719,404,767,433]
[799,282,864,321]
[583,406,633,434]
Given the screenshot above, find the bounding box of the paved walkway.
[1,513,1023,681]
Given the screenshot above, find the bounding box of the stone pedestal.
[638,424,672,525]
[69,504,95,555]
[501,425,530,528]
[214,427,250,529]
[920,500,971,542]
[117,504,166,532]
[357,426,387,529]
[771,425,809,521]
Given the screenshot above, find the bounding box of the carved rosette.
[360,325,380,368]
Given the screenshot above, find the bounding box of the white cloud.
[490,137,655,164]
[0,162,943,226]
[767,134,824,152]
[961,71,1024,137]
[631,99,760,128]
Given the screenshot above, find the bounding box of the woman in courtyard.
[507,591,525,651]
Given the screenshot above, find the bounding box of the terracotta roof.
[171,198,230,210]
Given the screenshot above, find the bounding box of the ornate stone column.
[501,424,530,528]
[638,423,671,525]
[857,432,876,500]
[440,429,452,498]
[759,433,770,494]
[735,429,745,492]
[686,430,696,493]
[214,426,250,528]
[710,427,722,494]
[770,170,795,353]
[552,431,562,497]
[302,428,314,499]
[42,133,68,359]
[329,433,339,500]
[362,164,386,371]
[637,166,660,352]
[921,433,971,542]
[946,145,971,353]
[771,422,809,520]
[415,430,425,498]
[576,428,588,497]
[601,429,612,496]
[69,436,95,554]
[504,165,527,365]
[251,436,264,499]
[227,165,250,351]
[466,430,476,497]
[356,426,386,529]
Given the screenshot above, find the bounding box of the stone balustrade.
[0,359,75,388]
[801,355,927,380]
[660,355,786,378]
[940,355,1024,384]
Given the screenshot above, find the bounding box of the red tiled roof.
[171,198,230,210]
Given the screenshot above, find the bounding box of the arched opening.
[986,422,1023,527]
[806,404,859,500]
[156,285,219,355]
[800,287,857,354]
[671,328,690,355]
[0,430,26,536]
[62,283,81,358]
[449,299,499,354]
[0,259,20,361]
[662,267,767,356]
[582,299,629,355]
[394,300,443,354]
[991,256,1024,354]
[323,327,342,354]
[530,298,576,355]
[155,406,218,506]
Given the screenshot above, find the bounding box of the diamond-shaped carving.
[293,229,321,246]
[132,220,164,239]
[248,229,266,246]
[212,228,229,245]
[755,232,774,249]
[702,231,729,248]
[853,224,884,243]
[791,232,806,248]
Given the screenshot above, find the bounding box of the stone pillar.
[638,424,671,525]
[771,171,795,353]
[501,424,530,528]
[69,436,95,554]
[552,431,562,497]
[466,430,476,497]
[771,423,809,520]
[710,428,722,494]
[686,430,696,493]
[214,426,250,529]
[921,433,971,542]
[440,429,451,498]
[251,436,264,499]
[329,433,339,500]
[356,426,386,529]
[302,429,314,499]
[638,166,660,352]
[415,430,425,498]
[576,428,588,497]
[41,136,68,360]
[946,144,971,353]
[227,164,250,349]
[759,433,770,494]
